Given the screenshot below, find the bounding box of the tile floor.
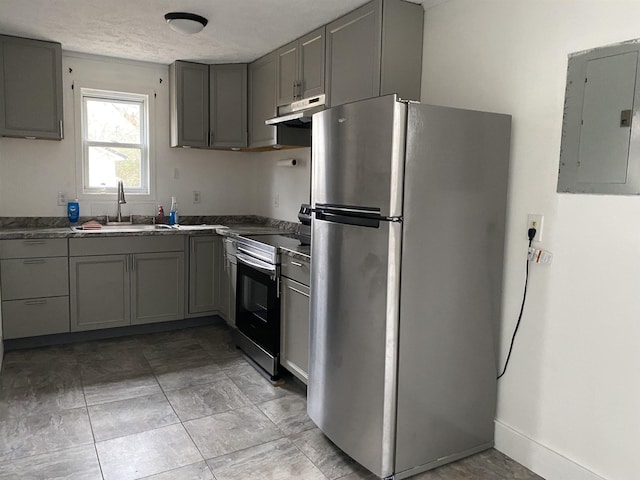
[0,323,543,479]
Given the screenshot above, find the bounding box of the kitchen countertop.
[0,225,225,240]
[215,224,292,237]
[0,220,309,257]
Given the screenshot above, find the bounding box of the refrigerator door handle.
[313,205,402,228]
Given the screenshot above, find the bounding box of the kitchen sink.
[70,224,227,233]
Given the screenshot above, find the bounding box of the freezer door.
[312,94,406,218]
[308,213,401,478]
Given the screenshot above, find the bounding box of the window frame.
[74,84,156,200]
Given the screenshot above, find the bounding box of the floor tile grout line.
[288,432,336,480]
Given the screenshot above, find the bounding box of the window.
[80,88,150,194]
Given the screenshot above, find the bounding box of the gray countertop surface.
[0,222,311,258]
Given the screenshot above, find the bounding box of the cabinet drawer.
[2,296,70,339]
[0,238,67,259]
[1,257,69,300]
[69,236,184,256]
[280,254,310,286]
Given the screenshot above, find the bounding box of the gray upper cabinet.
[0,35,63,139]
[170,60,209,148]
[325,0,423,108]
[276,27,325,106]
[558,40,640,194]
[210,64,247,148]
[249,51,277,148]
[170,61,247,149]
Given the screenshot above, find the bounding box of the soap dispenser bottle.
[67,199,79,224]
[169,197,178,226]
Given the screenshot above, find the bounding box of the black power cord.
[497,227,536,379]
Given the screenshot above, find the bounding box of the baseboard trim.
[494,420,607,480]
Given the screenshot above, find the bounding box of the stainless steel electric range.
[234,234,303,380]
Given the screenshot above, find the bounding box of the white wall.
[420,2,639,479]
[0,53,262,218]
[253,148,311,222]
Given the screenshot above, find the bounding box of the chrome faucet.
[116,179,126,222]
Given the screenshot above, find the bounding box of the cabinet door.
[325,0,382,107]
[188,236,219,315]
[70,255,130,331]
[3,296,69,339]
[170,60,209,147]
[219,254,237,327]
[248,51,277,148]
[210,64,247,148]
[0,35,63,139]
[132,252,185,325]
[280,277,310,384]
[300,27,326,99]
[228,259,237,327]
[276,40,299,106]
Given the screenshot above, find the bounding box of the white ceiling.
[0,0,444,66]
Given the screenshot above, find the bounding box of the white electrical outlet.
[193,190,201,204]
[57,192,66,206]
[527,214,544,242]
[274,194,280,208]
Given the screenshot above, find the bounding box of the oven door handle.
[236,252,276,275]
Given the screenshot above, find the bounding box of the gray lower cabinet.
[69,236,185,332]
[132,252,185,325]
[325,0,423,108]
[70,255,130,331]
[248,51,277,148]
[0,239,70,339]
[0,35,63,139]
[188,235,221,315]
[280,255,310,384]
[221,237,237,327]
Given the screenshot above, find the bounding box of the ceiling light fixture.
[164,12,208,35]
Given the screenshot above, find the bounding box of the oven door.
[235,254,280,356]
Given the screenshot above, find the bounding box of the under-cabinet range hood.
[266,94,326,128]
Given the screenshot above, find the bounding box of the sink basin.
[70,224,226,234]
[176,224,226,231]
[71,224,174,233]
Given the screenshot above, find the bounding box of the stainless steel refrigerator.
[308,94,511,479]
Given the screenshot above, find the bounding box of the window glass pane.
[88,146,142,189]
[86,99,141,144]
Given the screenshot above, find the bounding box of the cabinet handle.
[23,259,46,265]
[24,299,47,306]
[59,120,64,138]
[290,261,303,267]
[23,240,45,245]
[130,255,135,272]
